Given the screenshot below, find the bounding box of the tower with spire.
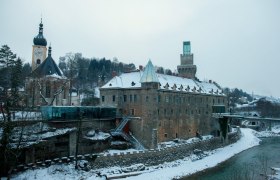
[32,18,48,71]
[25,19,76,107]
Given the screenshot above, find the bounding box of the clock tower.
[32,19,47,71]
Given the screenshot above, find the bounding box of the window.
[158,95,161,103]
[130,109,135,115]
[46,83,51,98]
[36,59,41,64]
[134,94,137,102]
[146,96,149,102]
[123,95,127,102]
[171,109,173,115]
[164,109,167,116]
[165,96,169,103]
[185,109,188,114]
[63,88,66,99]
[102,96,105,102]
[112,95,115,102]
[130,94,133,102]
[164,133,168,138]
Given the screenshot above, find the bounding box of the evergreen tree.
[0,45,17,93]
[0,45,17,68]
[21,63,32,81]
[11,58,23,106]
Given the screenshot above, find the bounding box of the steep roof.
[32,47,63,78]
[140,60,159,83]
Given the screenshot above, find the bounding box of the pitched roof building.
[25,20,78,107]
[100,42,227,149]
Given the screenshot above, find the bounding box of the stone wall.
[100,87,228,149]
[13,130,240,174]
[91,131,240,169]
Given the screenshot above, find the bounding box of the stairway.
[111,117,145,150]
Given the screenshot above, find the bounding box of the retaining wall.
[91,130,240,168]
[13,129,240,174]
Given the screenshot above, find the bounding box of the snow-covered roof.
[140,60,159,83]
[85,130,111,141]
[102,71,224,95]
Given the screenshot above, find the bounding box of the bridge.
[213,113,280,130]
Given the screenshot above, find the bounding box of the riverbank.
[11,128,262,180]
[121,128,260,180]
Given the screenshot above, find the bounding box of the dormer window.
[131,81,136,86]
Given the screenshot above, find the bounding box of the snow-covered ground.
[0,111,42,121]
[120,128,260,180]
[12,128,267,180]
[254,125,280,137]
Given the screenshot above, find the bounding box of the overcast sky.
[1,0,280,97]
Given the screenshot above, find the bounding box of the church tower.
[177,41,197,79]
[32,19,47,71]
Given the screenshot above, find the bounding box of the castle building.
[100,42,227,149]
[25,20,72,107]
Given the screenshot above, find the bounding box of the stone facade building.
[100,42,227,149]
[25,20,74,107]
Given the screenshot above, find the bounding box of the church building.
[25,20,71,107]
[100,42,227,149]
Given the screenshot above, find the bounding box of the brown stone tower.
[177,41,197,79]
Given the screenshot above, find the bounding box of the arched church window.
[36,59,41,64]
[46,82,51,98]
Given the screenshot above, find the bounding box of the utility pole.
[75,108,82,169]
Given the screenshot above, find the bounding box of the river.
[184,137,280,180]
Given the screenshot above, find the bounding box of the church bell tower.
[32,19,47,71]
